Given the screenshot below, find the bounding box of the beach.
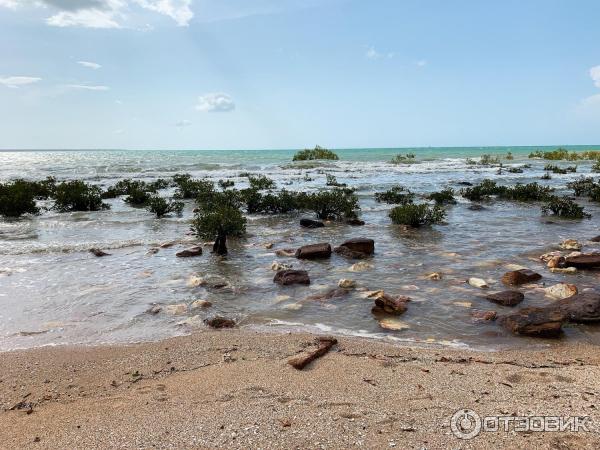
[1,329,600,449]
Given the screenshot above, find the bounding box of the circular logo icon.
[451,409,481,439]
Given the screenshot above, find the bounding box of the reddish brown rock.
[564,254,600,269]
[300,218,325,228]
[501,269,542,286]
[372,294,410,315]
[590,236,600,243]
[89,248,110,257]
[204,316,235,329]
[345,218,365,226]
[305,288,350,301]
[485,290,524,307]
[471,310,497,322]
[274,269,310,286]
[499,307,565,338]
[295,243,332,259]
[553,293,600,322]
[336,238,374,255]
[176,246,203,258]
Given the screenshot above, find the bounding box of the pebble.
[467,278,488,289]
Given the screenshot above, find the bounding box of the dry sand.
[1,329,600,449]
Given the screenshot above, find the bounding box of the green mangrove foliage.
[146,196,184,218]
[544,164,577,174]
[173,174,215,200]
[390,153,416,164]
[529,148,600,161]
[389,204,446,228]
[293,145,339,161]
[53,180,108,212]
[0,180,40,217]
[325,174,346,187]
[374,186,414,204]
[541,196,591,219]
[247,174,276,190]
[426,188,457,205]
[460,180,553,202]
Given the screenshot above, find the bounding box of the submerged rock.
[590,235,600,243]
[295,243,332,259]
[345,218,365,226]
[553,293,600,322]
[372,294,410,315]
[349,261,374,272]
[467,277,489,289]
[547,256,565,269]
[544,283,578,300]
[191,299,212,309]
[306,288,350,301]
[89,248,110,257]
[486,290,524,306]
[338,278,356,289]
[336,238,375,256]
[274,269,310,286]
[204,316,235,329]
[176,246,203,258]
[560,239,582,251]
[471,310,497,322]
[468,204,485,211]
[499,307,565,338]
[275,248,296,257]
[271,261,292,271]
[550,267,577,274]
[501,269,542,286]
[165,303,188,315]
[378,317,410,331]
[300,218,325,228]
[564,254,600,269]
[424,272,442,280]
[146,305,162,315]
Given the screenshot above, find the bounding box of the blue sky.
[1,0,600,150]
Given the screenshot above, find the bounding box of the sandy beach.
[1,330,600,449]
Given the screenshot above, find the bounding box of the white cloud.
[416,59,427,67]
[1,0,194,28]
[581,94,600,107]
[365,46,382,60]
[591,66,600,88]
[0,76,41,88]
[67,84,110,91]
[78,61,102,69]
[134,0,193,26]
[195,93,235,112]
[175,119,192,127]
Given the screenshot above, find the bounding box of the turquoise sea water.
[1,146,600,351]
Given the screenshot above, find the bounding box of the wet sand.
[1,329,600,449]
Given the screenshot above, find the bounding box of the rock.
[295,243,332,259]
[349,261,374,272]
[146,248,159,255]
[372,294,410,315]
[160,241,176,248]
[264,243,274,249]
[271,261,292,271]
[338,279,356,289]
[345,218,365,226]
[191,299,212,309]
[378,318,410,331]
[547,256,565,269]
[336,238,374,256]
[467,277,489,289]
[457,181,473,186]
[471,310,497,322]
[545,283,578,300]
[274,269,310,286]
[468,204,485,211]
[560,239,582,250]
[550,267,577,274]
[566,251,582,258]
[564,254,600,269]
[306,288,350,301]
[364,290,385,299]
[204,316,235,329]
[282,303,303,311]
[453,301,472,308]
[146,305,162,315]
[485,291,524,307]
[540,251,562,262]
[187,275,204,287]
[275,248,296,257]
[425,272,442,280]
[553,293,600,322]
[499,307,566,338]
[89,248,110,257]
[165,304,188,315]
[590,235,600,242]
[334,246,370,259]
[300,218,325,228]
[501,269,542,286]
[176,246,203,258]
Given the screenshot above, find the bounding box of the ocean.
[1,146,600,351]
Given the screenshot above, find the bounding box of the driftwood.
[288,336,337,370]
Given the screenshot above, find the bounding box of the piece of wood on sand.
[288,336,338,370]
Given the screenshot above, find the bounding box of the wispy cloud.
[1,0,194,28]
[416,59,427,67]
[365,46,394,60]
[195,93,235,112]
[175,119,192,127]
[78,61,102,70]
[67,84,110,91]
[0,76,42,88]
[591,66,600,88]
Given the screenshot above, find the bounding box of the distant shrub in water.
[293,145,339,161]
[390,153,416,164]
[0,180,40,217]
[53,180,108,212]
[544,164,576,174]
[218,179,235,189]
[389,204,446,227]
[530,148,600,161]
[567,177,598,197]
[241,189,308,215]
[146,196,184,218]
[325,174,346,187]
[505,152,514,160]
[506,166,524,173]
[541,173,552,180]
[541,196,590,219]
[592,161,600,173]
[460,180,506,201]
[426,188,456,205]
[173,175,215,200]
[479,154,501,165]
[247,174,276,190]
[375,186,414,204]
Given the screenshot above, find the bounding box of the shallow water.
[1,147,600,351]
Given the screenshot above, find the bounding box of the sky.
[1,0,600,150]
